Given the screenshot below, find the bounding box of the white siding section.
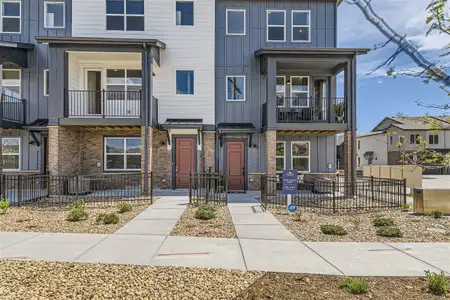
[357,133,388,171]
[72,0,215,124]
[68,55,80,91]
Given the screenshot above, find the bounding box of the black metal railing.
[260,174,406,213]
[1,94,26,124]
[1,173,153,207]
[276,97,345,123]
[189,171,228,205]
[67,90,141,118]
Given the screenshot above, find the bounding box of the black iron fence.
[1,94,26,124]
[66,90,142,118]
[261,174,406,213]
[189,171,228,205]
[1,173,153,207]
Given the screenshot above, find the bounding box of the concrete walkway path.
[1,196,449,277]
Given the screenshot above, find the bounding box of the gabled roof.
[357,131,385,138]
[372,116,450,132]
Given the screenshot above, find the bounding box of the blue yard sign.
[288,203,297,213]
[282,169,298,195]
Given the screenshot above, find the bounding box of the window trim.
[1,0,21,34]
[2,68,21,98]
[106,0,145,32]
[290,76,309,108]
[428,134,439,145]
[175,69,195,95]
[276,76,285,108]
[266,9,286,42]
[291,141,310,173]
[276,141,286,174]
[44,69,49,96]
[2,137,20,171]
[410,134,420,145]
[226,8,246,36]
[389,135,393,146]
[291,10,311,42]
[104,137,141,172]
[44,1,65,29]
[175,0,194,27]
[226,75,246,102]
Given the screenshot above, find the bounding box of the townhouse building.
[0,0,366,191]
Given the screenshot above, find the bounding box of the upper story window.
[2,69,21,98]
[226,9,245,35]
[267,10,285,42]
[290,76,309,107]
[176,1,193,26]
[429,134,439,145]
[1,0,21,33]
[106,69,142,93]
[2,137,20,170]
[410,134,421,145]
[45,1,65,28]
[106,0,144,31]
[176,70,194,95]
[389,135,393,145]
[276,76,285,107]
[226,76,245,101]
[292,10,310,42]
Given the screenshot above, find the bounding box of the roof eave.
[34,36,166,49]
[254,47,370,57]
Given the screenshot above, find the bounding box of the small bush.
[320,224,348,236]
[67,208,88,222]
[431,210,443,219]
[351,218,361,228]
[96,212,120,225]
[425,270,448,296]
[292,211,303,222]
[373,215,395,227]
[195,205,217,220]
[68,199,85,210]
[118,203,133,213]
[197,204,216,212]
[339,278,369,294]
[401,203,410,212]
[0,200,10,215]
[376,226,403,238]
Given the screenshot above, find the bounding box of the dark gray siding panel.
[2,130,41,171]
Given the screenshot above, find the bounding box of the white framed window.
[176,0,194,26]
[290,76,309,107]
[44,69,49,96]
[291,10,310,42]
[106,0,144,31]
[291,141,310,172]
[176,70,194,95]
[410,134,420,145]
[44,1,65,28]
[2,137,20,170]
[276,76,285,107]
[429,134,439,145]
[276,141,285,174]
[1,0,21,33]
[2,69,21,98]
[104,137,141,171]
[389,135,393,146]
[226,8,245,35]
[226,75,245,101]
[267,10,285,42]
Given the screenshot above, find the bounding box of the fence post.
[332,180,336,213]
[403,178,407,205]
[206,167,211,201]
[1,174,5,200]
[75,174,79,200]
[371,176,374,201]
[102,89,106,118]
[224,173,228,205]
[17,174,23,205]
[188,171,192,204]
[150,172,153,204]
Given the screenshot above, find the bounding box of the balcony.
[66,90,141,118]
[1,94,26,127]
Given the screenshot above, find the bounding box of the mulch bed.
[270,208,450,242]
[237,273,449,300]
[170,205,237,238]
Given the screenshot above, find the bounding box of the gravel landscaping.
[170,205,237,238]
[0,203,150,234]
[237,273,449,299]
[270,208,450,242]
[0,260,262,300]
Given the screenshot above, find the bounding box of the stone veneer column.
[48,126,60,175]
[151,128,171,189]
[141,126,153,194]
[265,130,277,178]
[344,130,357,193]
[48,126,81,176]
[203,132,215,172]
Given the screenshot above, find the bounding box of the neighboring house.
[0,0,367,191]
[356,131,388,171]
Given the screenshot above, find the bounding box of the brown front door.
[226,141,245,191]
[175,137,195,189]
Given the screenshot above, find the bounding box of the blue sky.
[337,0,450,133]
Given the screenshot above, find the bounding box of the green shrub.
[292,211,303,222]
[68,199,85,210]
[339,278,369,294]
[320,224,348,236]
[66,208,88,222]
[373,215,395,227]
[401,203,410,212]
[197,204,216,212]
[195,205,217,220]
[118,202,133,213]
[425,270,448,296]
[376,226,403,238]
[431,210,443,219]
[0,200,10,215]
[351,218,361,228]
[96,212,120,225]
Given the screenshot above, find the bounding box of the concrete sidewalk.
[0,196,449,277]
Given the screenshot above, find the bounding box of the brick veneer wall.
[265,131,277,178]
[203,132,215,172]
[152,128,171,189]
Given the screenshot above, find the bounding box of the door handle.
[175,165,178,175]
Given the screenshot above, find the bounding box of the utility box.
[413,188,450,214]
[413,188,424,214]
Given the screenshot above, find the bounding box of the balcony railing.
[67,90,141,118]
[1,94,26,124]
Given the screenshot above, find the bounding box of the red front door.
[227,141,245,191]
[175,137,195,189]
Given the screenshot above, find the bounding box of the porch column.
[265,130,276,178]
[343,130,357,192]
[48,48,67,125]
[48,126,81,176]
[141,126,153,194]
[266,57,277,130]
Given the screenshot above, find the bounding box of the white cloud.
[408,34,450,52]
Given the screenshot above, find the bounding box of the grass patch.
[320,224,348,236]
[339,278,369,294]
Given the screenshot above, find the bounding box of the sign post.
[282,170,298,213]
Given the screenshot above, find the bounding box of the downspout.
[143,44,149,193]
